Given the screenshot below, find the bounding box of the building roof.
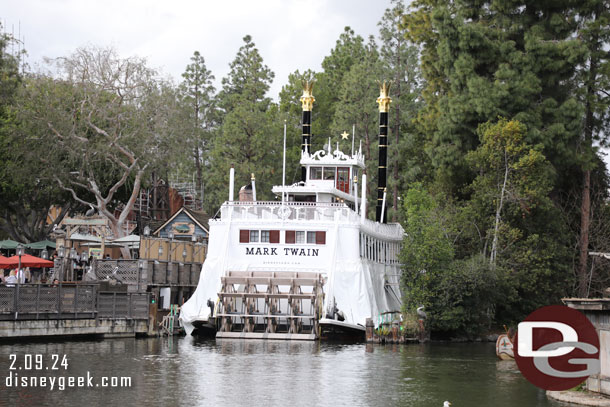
[152,206,210,236]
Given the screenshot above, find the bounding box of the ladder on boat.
[216,271,324,340]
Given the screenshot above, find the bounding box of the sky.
[3,0,394,99]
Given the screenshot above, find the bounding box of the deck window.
[307,231,316,244]
[250,230,259,243]
[261,230,270,243]
[310,167,322,180]
[239,230,249,243]
[323,167,335,180]
[286,230,325,245]
[296,231,305,243]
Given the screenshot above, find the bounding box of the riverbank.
[547,390,610,406]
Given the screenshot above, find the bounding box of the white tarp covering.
[179,209,403,335]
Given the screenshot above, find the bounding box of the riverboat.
[179,81,404,341]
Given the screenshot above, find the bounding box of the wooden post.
[74,284,78,319]
[366,318,374,342]
[36,284,40,320]
[57,283,62,318]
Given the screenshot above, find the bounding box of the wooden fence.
[0,284,149,321]
[93,260,202,292]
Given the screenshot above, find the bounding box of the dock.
[0,283,153,339]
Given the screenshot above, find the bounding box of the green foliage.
[278,69,315,185]
[403,0,585,192]
[379,0,425,221]
[314,27,366,145]
[176,51,217,212]
[206,35,281,211]
[400,183,507,336]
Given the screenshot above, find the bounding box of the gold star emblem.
[341,131,350,140]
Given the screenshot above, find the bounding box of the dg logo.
[515,305,600,391]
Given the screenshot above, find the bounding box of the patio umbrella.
[0,255,15,269]
[0,239,22,250]
[26,240,56,250]
[6,254,54,268]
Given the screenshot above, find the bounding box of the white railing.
[220,201,353,223]
[216,201,404,240]
[360,218,404,240]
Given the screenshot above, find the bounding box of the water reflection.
[0,338,575,407]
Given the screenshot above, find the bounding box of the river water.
[0,337,576,407]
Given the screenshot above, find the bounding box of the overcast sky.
[3,0,394,99]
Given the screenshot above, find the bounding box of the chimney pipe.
[361,171,367,223]
[251,173,257,202]
[300,80,315,182]
[229,165,235,202]
[376,81,391,223]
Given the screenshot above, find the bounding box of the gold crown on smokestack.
[300,80,315,111]
[376,81,392,112]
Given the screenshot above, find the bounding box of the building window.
[261,230,270,243]
[240,230,249,243]
[310,167,322,180]
[250,230,259,243]
[323,167,335,180]
[296,231,305,243]
[307,231,316,244]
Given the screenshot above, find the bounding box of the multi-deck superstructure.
[180,81,404,340]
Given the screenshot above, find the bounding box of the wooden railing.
[0,284,149,321]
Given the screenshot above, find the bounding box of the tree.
[0,78,73,242]
[574,0,610,296]
[278,69,316,185]
[0,25,71,242]
[403,0,585,191]
[179,51,217,207]
[331,36,383,218]
[27,46,175,243]
[315,27,366,145]
[466,119,551,266]
[400,183,504,336]
[378,0,423,221]
[218,35,274,112]
[207,35,280,211]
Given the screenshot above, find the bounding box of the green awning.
[0,239,22,249]
[26,240,56,250]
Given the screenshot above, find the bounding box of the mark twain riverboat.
[180,81,404,341]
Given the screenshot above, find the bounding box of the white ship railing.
[217,201,403,240]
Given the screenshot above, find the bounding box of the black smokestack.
[300,81,315,182]
[376,81,391,223]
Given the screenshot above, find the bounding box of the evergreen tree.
[331,36,382,218]
[179,51,216,209]
[574,0,610,296]
[403,0,585,192]
[207,35,280,211]
[315,27,366,145]
[378,0,423,221]
[278,69,316,186]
